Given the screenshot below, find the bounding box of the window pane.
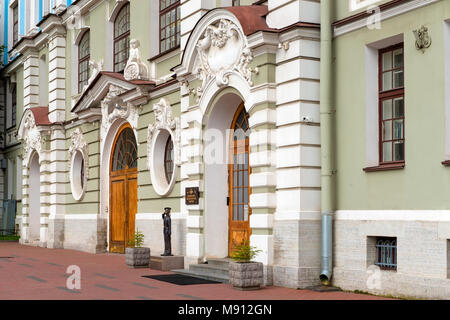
[244,205,248,221]
[393,141,404,161]
[382,71,393,91]
[393,120,404,139]
[393,70,404,88]
[382,51,392,71]
[382,99,392,120]
[383,142,392,162]
[393,49,403,68]
[393,98,404,118]
[383,120,392,141]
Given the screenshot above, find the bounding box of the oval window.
[71,150,87,201]
[164,136,174,184]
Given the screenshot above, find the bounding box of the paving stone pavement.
[0,243,391,300]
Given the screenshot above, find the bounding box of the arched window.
[164,135,174,183]
[114,3,130,73]
[112,127,137,171]
[78,31,90,93]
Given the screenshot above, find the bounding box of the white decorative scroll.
[194,19,258,99]
[69,128,88,162]
[100,84,139,142]
[147,98,181,170]
[124,39,149,81]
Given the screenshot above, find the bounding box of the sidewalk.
[0,242,389,300]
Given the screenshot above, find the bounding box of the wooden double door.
[109,124,138,253]
[228,104,252,256]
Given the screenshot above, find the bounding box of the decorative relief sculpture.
[147,98,181,171]
[85,59,104,91]
[413,25,432,53]
[100,84,139,142]
[68,128,88,161]
[194,19,258,99]
[124,39,149,81]
[22,113,42,158]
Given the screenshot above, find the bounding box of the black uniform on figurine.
[161,207,173,256]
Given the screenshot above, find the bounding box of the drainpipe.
[319,0,335,286]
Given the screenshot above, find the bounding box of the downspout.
[319,0,335,286]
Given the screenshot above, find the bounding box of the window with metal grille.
[114,3,130,73]
[78,31,90,93]
[160,0,180,54]
[13,4,19,46]
[379,44,404,164]
[375,237,397,270]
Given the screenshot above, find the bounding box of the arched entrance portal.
[29,152,41,242]
[109,123,138,253]
[228,103,251,256]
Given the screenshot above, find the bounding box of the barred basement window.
[375,237,397,270]
[160,0,180,54]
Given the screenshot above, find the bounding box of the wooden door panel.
[127,175,137,246]
[110,178,126,253]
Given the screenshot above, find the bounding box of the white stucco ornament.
[124,39,149,81]
[69,128,89,201]
[100,85,139,143]
[86,59,104,89]
[195,19,258,98]
[22,113,42,159]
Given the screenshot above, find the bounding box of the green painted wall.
[334,0,450,210]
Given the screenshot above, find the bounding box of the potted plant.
[229,240,264,290]
[125,229,150,268]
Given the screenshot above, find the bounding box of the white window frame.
[349,0,382,11]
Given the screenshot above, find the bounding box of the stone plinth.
[150,255,184,271]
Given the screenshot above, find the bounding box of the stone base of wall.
[334,217,450,299]
[135,214,186,256]
[47,215,65,249]
[273,265,321,288]
[63,216,106,254]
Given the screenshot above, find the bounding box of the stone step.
[206,258,232,268]
[172,268,229,284]
[189,263,229,278]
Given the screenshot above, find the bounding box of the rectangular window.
[160,0,180,54]
[13,4,19,46]
[233,0,240,5]
[379,44,404,164]
[375,237,397,270]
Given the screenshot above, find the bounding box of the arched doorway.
[109,123,138,253]
[29,152,40,242]
[228,103,251,256]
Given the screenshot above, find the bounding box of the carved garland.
[193,18,258,100]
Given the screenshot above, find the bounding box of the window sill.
[148,46,180,63]
[442,160,450,166]
[363,162,405,172]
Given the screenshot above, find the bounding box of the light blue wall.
[19,0,25,36]
[3,0,8,65]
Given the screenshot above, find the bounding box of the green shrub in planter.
[229,240,264,290]
[125,229,150,268]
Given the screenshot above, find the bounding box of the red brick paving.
[0,242,389,300]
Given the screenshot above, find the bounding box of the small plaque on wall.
[185,187,200,205]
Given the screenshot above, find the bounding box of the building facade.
[331,0,450,299]
[4,0,450,300]
[1,0,316,290]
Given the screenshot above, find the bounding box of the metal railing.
[375,238,397,270]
